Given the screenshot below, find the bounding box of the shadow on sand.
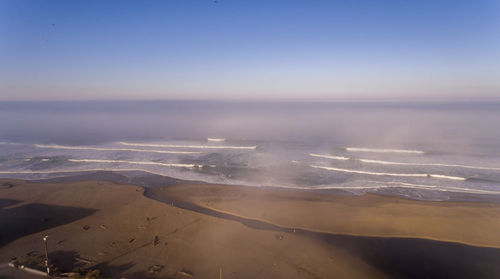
[145,188,500,279]
[13,250,164,279]
[50,250,157,279]
[0,199,97,248]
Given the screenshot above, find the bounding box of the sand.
[1,178,500,278]
[154,183,500,248]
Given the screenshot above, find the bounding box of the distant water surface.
[1,100,500,201]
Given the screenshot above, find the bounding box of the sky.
[0,0,499,101]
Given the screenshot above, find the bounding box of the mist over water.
[1,100,500,201]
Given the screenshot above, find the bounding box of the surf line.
[276,182,500,195]
[68,159,214,169]
[346,147,425,154]
[358,159,500,171]
[207,138,226,142]
[308,153,500,171]
[309,153,350,161]
[310,165,466,181]
[119,141,257,150]
[35,144,199,154]
[0,167,197,176]
[379,181,500,195]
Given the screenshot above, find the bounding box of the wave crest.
[309,153,350,161]
[119,141,257,150]
[310,165,466,181]
[68,159,210,169]
[35,144,199,154]
[207,138,226,142]
[346,147,425,154]
[359,159,500,171]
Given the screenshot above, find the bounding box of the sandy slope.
[157,183,500,248]
[0,180,386,279]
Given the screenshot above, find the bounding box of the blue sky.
[1,0,499,100]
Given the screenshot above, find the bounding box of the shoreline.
[2,177,500,278]
[5,169,500,203]
[146,182,500,249]
[7,173,500,247]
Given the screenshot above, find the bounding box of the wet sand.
[151,183,500,248]
[1,178,500,278]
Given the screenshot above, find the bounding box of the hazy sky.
[1,0,499,100]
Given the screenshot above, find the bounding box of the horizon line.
[1,96,500,103]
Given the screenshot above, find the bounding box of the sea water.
[1,100,499,201]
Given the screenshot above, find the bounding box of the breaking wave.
[1,167,497,198]
[68,159,211,169]
[35,144,199,154]
[310,165,466,181]
[119,141,257,150]
[289,182,500,195]
[346,147,425,154]
[311,154,500,172]
[0,168,180,177]
[309,153,350,161]
[380,181,500,195]
[358,159,500,171]
[207,138,226,142]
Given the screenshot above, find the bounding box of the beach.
[1,178,500,278]
[151,183,500,248]
[3,0,500,276]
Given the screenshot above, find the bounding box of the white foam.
[346,147,425,154]
[0,168,177,176]
[381,181,500,195]
[35,144,200,154]
[0,142,21,145]
[270,184,384,191]
[0,169,496,196]
[429,174,467,181]
[359,159,500,171]
[274,181,500,195]
[68,159,207,169]
[41,159,50,162]
[310,165,466,181]
[207,138,226,142]
[119,141,257,150]
[256,181,500,195]
[309,153,350,161]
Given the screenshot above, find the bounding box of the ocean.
[1,100,500,201]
